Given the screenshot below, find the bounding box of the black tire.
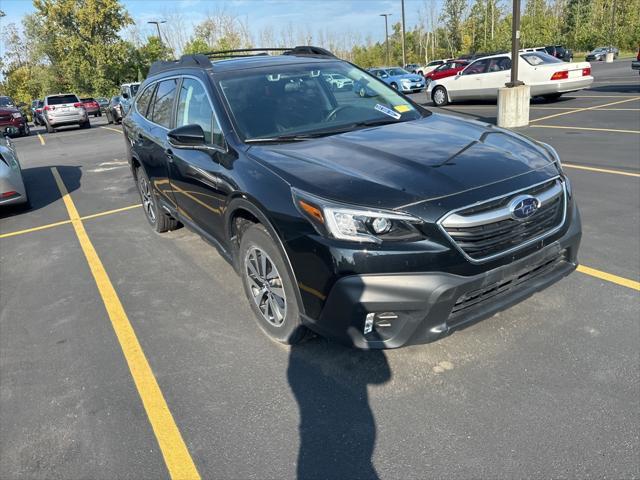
[80,120,91,129]
[542,93,563,102]
[239,223,309,345]
[46,122,55,134]
[20,124,30,137]
[107,111,113,124]
[432,86,449,106]
[135,166,177,233]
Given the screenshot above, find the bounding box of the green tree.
[440,0,467,55]
[183,38,211,55]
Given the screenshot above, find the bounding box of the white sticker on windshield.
[375,103,401,120]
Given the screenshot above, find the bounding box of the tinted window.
[150,79,178,128]
[48,95,79,105]
[0,97,14,107]
[135,84,155,118]
[81,97,95,102]
[176,78,223,145]
[387,68,409,76]
[487,57,512,72]
[463,59,490,75]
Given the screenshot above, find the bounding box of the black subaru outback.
[122,46,581,349]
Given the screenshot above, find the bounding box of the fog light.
[364,313,375,334]
[364,312,398,334]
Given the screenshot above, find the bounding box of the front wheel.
[432,86,449,106]
[239,224,309,345]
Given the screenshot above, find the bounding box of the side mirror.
[456,71,462,76]
[121,92,129,99]
[3,126,19,137]
[168,124,206,148]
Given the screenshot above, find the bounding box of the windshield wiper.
[245,133,325,143]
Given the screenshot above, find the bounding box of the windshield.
[0,97,15,107]
[387,68,409,76]
[521,52,563,66]
[217,62,423,141]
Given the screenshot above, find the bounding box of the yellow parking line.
[530,125,640,134]
[0,219,71,239]
[37,133,45,145]
[81,203,141,220]
[55,167,201,479]
[577,265,640,291]
[101,126,123,134]
[530,96,640,123]
[563,163,640,178]
[0,204,142,239]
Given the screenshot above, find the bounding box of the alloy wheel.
[138,175,156,223]
[245,247,287,327]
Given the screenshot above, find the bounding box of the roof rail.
[147,46,336,76]
[148,54,212,75]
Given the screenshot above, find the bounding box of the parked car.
[0,127,29,207]
[80,97,102,117]
[0,96,30,137]
[122,46,581,349]
[368,67,425,93]
[119,82,140,116]
[420,59,451,75]
[544,45,573,62]
[96,97,110,111]
[585,47,618,61]
[632,46,640,74]
[105,96,124,124]
[424,60,469,86]
[42,93,90,133]
[323,73,354,91]
[428,51,593,106]
[404,63,422,73]
[31,99,45,126]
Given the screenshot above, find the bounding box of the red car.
[0,96,30,137]
[424,60,469,85]
[81,97,102,117]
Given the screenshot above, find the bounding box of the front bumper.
[302,205,582,349]
[46,111,86,126]
[400,82,425,92]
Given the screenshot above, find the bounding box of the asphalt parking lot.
[1,58,638,479]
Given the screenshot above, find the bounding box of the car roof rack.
[148,46,336,75]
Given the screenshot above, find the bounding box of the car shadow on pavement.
[587,84,640,94]
[287,327,391,480]
[0,165,81,218]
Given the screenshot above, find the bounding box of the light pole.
[507,0,523,87]
[401,0,406,67]
[380,14,392,66]
[147,20,167,46]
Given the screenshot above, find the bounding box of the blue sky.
[1,0,438,48]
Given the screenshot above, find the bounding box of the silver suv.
[43,93,90,133]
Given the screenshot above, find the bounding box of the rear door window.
[463,59,490,75]
[150,79,178,128]
[487,57,512,72]
[136,84,156,118]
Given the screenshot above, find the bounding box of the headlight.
[11,112,22,119]
[293,189,424,243]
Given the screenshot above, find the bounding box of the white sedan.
[428,51,593,106]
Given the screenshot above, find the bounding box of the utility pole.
[380,13,392,66]
[147,20,167,47]
[609,0,617,51]
[401,0,406,67]
[507,0,523,87]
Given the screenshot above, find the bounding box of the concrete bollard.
[605,52,614,63]
[497,85,531,128]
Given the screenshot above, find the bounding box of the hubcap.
[245,247,286,327]
[138,175,156,222]
[434,89,445,104]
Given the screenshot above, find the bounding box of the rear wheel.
[135,166,177,233]
[432,86,449,106]
[46,122,55,134]
[239,224,309,345]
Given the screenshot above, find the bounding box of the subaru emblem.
[509,195,540,220]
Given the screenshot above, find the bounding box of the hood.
[249,113,560,210]
[0,107,19,115]
[391,74,423,82]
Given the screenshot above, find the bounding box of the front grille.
[441,179,566,261]
[0,115,11,122]
[450,252,566,317]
